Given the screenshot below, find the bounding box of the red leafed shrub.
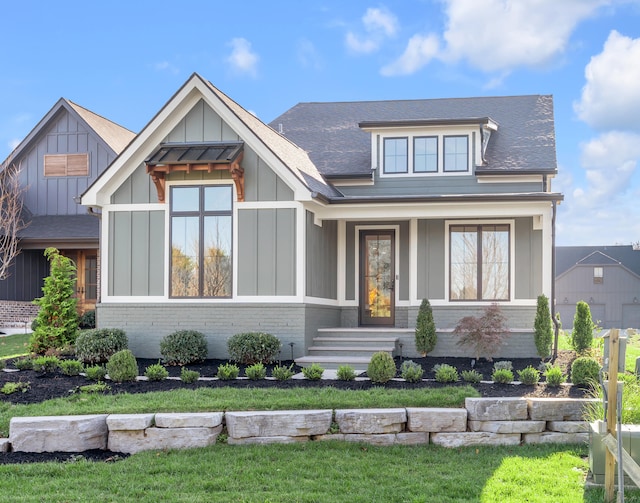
[453,303,510,362]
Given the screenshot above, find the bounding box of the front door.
[64,250,98,314]
[359,230,395,326]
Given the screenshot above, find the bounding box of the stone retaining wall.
[4,397,597,454]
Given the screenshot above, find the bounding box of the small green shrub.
[400,360,424,383]
[367,352,396,384]
[571,301,594,353]
[84,365,107,381]
[79,310,96,329]
[544,365,565,387]
[493,361,513,371]
[434,364,459,383]
[533,294,553,359]
[144,362,169,381]
[461,369,483,383]
[106,350,138,383]
[160,330,208,366]
[518,366,541,385]
[271,364,295,381]
[492,368,514,384]
[13,356,33,370]
[302,363,324,380]
[1,381,30,394]
[336,365,356,381]
[32,355,61,373]
[75,328,128,364]
[75,382,110,394]
[227,332,281,365]
[571,356,600,386]
[216,363,239,380]
[59,359,84,376]
[180,367,200,384]
[245,362,267,380]
[415,299,437,356]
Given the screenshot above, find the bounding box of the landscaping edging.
[4,397,597,454]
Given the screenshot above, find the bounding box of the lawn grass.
[0,332,30,360]
[2,441,635,503]
[0,385,479,437]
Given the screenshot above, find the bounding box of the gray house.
[556,245,640,330]
[0,99,134,326]
[82,73,562,363]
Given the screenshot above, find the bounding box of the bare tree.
[0,162,28,280]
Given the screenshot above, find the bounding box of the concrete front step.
[295,356,372,371]
[308,346,395,358]
[313,337,399,346]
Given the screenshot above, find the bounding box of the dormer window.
[359,117,497,178]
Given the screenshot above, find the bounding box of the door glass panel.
[84,254,98,300]
[364,234,392,320]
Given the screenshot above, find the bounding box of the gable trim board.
[81,73,560,359]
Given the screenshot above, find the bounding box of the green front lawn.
[0,332,30,360]
[0,442,636,502]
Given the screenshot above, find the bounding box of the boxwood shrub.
[571,356,600,386]
[160,330,208,366]
[106,349,138,383]
[227,332,281,365]
[75,328,128,364]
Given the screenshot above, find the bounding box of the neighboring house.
[0,99,135,326]
[81,73,562,362]
[555,245,640,330]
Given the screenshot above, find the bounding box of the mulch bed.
[1,350,590,464]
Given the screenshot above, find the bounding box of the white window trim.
[444,219,515,303]
[375,128,475,178]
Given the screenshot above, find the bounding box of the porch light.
[289,342,295,361]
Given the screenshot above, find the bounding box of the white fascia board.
[196,85,316,202]
[312,199,553,221]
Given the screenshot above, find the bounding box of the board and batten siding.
[110,99,294,205]
[514,217,542,299]
[108,211,165,296]
[19,109,117,216]
[305,211,337,299]
[416,219,446,300]
[237,209,296,296]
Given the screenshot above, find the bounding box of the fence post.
[604,328,619,503]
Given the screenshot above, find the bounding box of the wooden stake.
[604,328,619,503]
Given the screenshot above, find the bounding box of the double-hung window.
[449,224,510,301]
[170,185,233,298]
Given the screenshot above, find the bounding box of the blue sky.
[2,0,640,246]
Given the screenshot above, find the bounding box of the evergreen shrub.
[106,350,138,383]
[571,356,600,386]
[367,352,396,383]
[227,332,281,365]
[160,330,208,366]
[75,328,128,364]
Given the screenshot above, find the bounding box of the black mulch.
[0,351,590,464]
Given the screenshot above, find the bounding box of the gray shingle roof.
[269,95,556,177]
[18,215,99,241]
[556,245,640,277]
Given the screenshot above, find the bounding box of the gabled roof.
[82,73,339,206]
[556,245,640,278]
[269,95,557,178]
[1,98,135,169]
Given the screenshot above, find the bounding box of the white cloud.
[441,0,605,72]
[574,30,640,131]
[346,7,398,54]
[297,39,323,70]
[153,61,179,75]
[381,34,440,76]
[226,38,259,77]
[556,131,640,245]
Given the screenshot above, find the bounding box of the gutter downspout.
[551,200,559,361]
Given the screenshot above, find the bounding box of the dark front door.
[359,230,395,326]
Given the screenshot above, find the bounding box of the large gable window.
[44,153,89,177]
[450,224,510,301]
[444,136,468,172]
[170,185,232,298]
[383,138,408,173]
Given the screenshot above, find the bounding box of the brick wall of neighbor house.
[0,301,39,328]
[96,303,341,360]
